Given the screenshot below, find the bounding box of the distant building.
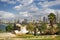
[22,19,28,24]
[56,11,60,23]
[43,16,48,23]
[39,17,42,23]
[43,17,46,22]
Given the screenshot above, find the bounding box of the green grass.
[11,34,54,40]
[1,34,60,40]
[13,34,60,40]
[55,35,60,40]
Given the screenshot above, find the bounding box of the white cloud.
[14,0,33,10]
[17,0,33,6]
[42,8,55,14]
[39,8,56,16]
[7,1,16,4]
[0,9,59,21]
[3,13,15,18]
[0,0,7,2]
[38,0,60,7]
[13,0,60,20]
[14,2,57,19]
[29,8,56,17]
[19,12,32,17]
[14,4,22,10]
[29,4,39,12]
[0,11,15,19]
[1,0,60,20]
[21,0,33,6]
[0,0,33,4]
[0,0,16,4]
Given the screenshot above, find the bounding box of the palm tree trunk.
[50,21,53,27]
[50,20,54,34]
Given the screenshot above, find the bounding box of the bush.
[56,23,60,34]
[38,22,47,35]
[6,24,13,32]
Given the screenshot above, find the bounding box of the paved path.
[0,33,16,38]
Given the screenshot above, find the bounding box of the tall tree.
[38,22,47,35]
[48,13,56,34]
[48,13,56,27]
[33,20,37,36]
[27,22,34,33]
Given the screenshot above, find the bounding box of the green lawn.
[0,34,60,40]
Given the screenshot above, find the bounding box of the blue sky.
[0,0,60,21]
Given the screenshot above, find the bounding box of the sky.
[0,0,60,21]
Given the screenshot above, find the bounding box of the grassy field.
[0,34,60,40]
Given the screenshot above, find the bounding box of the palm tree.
[48,13,56,34]
[48,13,56,27]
